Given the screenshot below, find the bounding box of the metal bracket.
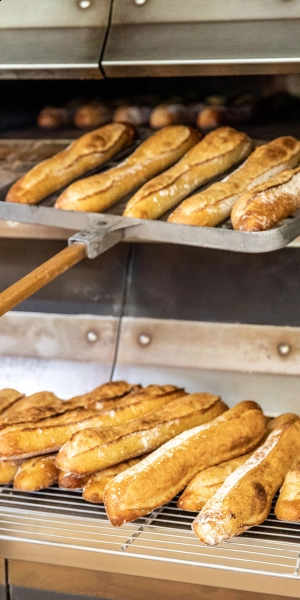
[68,217,140,259]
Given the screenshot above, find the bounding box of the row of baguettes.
[6,122,300,232]
[0,384,300,545]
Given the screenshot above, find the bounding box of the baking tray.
[0,135,300,254]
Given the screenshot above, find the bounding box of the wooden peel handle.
[0,243,87,317]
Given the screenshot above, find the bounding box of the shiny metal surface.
[0,487,299,598]
[0,0,111,78]
[103,17,300,77]
[0,29,104,79]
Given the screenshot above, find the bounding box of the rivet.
[86,330,99,343]
[134,0,147,5]
[277,342,292,357]
[78,0,92,9]
[138,334,151,346]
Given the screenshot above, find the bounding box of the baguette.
[275,462,300,521]
[0,392,65,429]
[168,136,300,226]
[14,455,58,491]
[54,126,200,212]
[58,471,91,490]
[113,105,152,127]
[178,452,253,512]
[150,103,201,129]
[6,123,135,205]
[193,414,300,545]
[0,389,24,415]
[104,400,266,526]
[37,106,74,129]
[124,127,252,220]
[74,102,113,129]
[231,164,300,232]
[0,459,22,484]
[56,393,226,474]
[178,412,299,512]
[0,385,184,459]
[83,457,144,504]
[67,381,141,410]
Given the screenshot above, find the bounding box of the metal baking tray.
[0,135,300,254]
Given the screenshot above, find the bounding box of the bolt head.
[277,342,291,357]
[138,334,151,346]
[134,0,147,5]
[78,0,91,9]
[86,330,99,343]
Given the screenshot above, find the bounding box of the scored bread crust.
[168,136,300,226]
[13,454,59,491]
[0,389,24,416]
[104,401,267,526]
[193,414,300,546]
[83,457,144,504]
[178,412,300,512]
[124,127,251,220]
[0,385,184,460]
[67,381,141,410]
[56,393,226,474]
[6,123,135,206]
[275,462,300,521]
[178,452,253,512]
[55,126,200,212]
[231,165,300,231]
[58,471,91,490]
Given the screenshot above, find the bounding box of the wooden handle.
[0,243,87,317]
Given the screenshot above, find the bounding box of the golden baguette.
[104,400,266,526]
[58,471,90,490]
[113,105,152,127]
[6,123,135,206]
[0,389,24,415]
[55,126,200,212]
[178,452,253,512]
[74,102,114,129]
[0,459,22,484]
[168,136,300,226]
[14,455,59,491]
[177,413,298,512]
[275,462,300,521]
[56,393,226,474]
[67,381,141,410]
[124,127,251,220]
[231,164,300,231]
[193,414,300,545]
[83,457,144,503]
[0,385,184,460]
[2,391,62,419]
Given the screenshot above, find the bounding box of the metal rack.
[0,486,299,581]
[1,136,300,254]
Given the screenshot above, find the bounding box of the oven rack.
[0,486,299,581]
[0,136,300,254]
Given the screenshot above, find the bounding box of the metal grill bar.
[0,486,299,579]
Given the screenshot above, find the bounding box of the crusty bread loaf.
[58,471,90,490]
[231,164,300,231]
[113,105,152,127]
[150,103,201,129]
[193,414,300,545]
[74,102,113,129]
[56,393,226,474]
[6,123,135,205]
[0,459,22,484]
[168,136,300,226]
[178,452,253,512]
[83,457,144,504]
[14,454,59,491]
[104,401,266,526]
[124,127,251,220]
[55,126,200,212]
[275,462,300,521]
[67,381,141,410]
[0,389,24,416]
[0,385,184,459]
